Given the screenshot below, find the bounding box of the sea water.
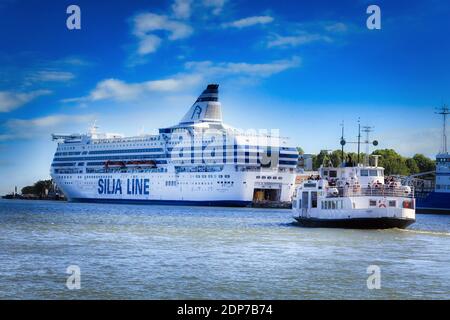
[0,199,448,299]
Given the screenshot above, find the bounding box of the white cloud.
[324,22,348,33]
[185,56,301,78]
[137,34,162,55]
[223,16,274,28]
[8,114,91,128]
[172,0,192,19]
[0,114,96,141]
[56,57,90,66]
[83,74,202,102]
[27,70,75,82]
[65,55,300,104]
[267,33,332,48]
[266,20,351,49]
[132,12,193,56]
[0,90,51,112]
[202,0,226,15]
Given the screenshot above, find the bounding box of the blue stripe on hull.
[416,191,450,214]
[70,198,252,207]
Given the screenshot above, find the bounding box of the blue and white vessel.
[50,84,298,206]
[416,105,450,214]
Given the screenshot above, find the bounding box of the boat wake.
[396,228,450,237]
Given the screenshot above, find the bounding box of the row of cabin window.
[323,169,383,178]
[360,169,383,177]
[256,176,283,180]
[321,200,344,210]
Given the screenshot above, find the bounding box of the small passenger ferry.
[292,155,416,229]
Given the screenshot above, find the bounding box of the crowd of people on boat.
[303,173,411,197]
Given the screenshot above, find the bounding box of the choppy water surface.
[0,199,449,299]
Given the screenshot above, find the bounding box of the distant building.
[298,154,314,171]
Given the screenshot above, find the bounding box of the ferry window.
[389,200,396,207]
[298,199,302,209]
[361,170,369,176]
[329,171,337,178]
[331,201,336,209]
[369,200,377,207]
[304,183,316,188]
[323,170,329,176]
[302,192,309,209]
[369,170,378,176]
[256,176,260,179]
[311,192,318,208]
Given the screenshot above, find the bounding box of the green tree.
[329,150,344,167]
[405,158,420,175]
[312,150,330,169]
[296,147,304,155]
[412,154,435,173]
[371,149,410,175]
[21,185,36,195]
[33,180,53,198]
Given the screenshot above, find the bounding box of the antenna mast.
[340,121,345,165]
[436,104,449,154]
[362,125,374,165]
[357,118,361,164]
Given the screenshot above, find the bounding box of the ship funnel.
[179,84,222,124]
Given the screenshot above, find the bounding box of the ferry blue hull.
[70,198,252,207]
[416,192,450,215]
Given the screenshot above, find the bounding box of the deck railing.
[326,186,414,198]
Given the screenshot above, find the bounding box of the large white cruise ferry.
[50,84,299,206]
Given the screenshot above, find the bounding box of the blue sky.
[0,0,449,193]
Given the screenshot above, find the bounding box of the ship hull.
[416,192,450,215]
[70,198,251,207]
[293,217,415,229]
[52,166,296,208]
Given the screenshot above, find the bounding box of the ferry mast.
[436,104,449,154]
[340,120,378,166]
[362,126,374,165]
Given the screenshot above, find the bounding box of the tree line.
[21,180,54,197]
[298,147,435,176]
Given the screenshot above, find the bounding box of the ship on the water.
[292,156,416,229]
[292,124,415,229]
[50,84,299,206]
[416,105,450,214]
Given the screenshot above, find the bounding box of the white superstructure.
[50,84,298,206]
[292,157,416,229]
